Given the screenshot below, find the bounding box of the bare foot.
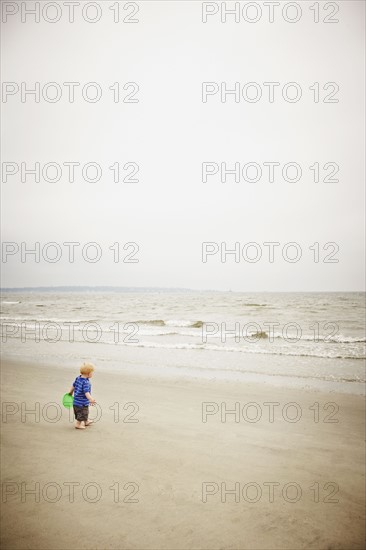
[75,421,86,430]
[85,420,93,426]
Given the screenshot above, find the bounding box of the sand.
[0,357,365,550]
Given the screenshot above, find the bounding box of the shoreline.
[1,344,365,396]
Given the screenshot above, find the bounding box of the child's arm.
[85,392,96,405]
[68,386,74,395]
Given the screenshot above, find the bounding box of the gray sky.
[1,0,365,291]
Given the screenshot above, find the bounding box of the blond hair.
[80,363,95,375]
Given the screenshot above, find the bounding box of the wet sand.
[1,357,365,549]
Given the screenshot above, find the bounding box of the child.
[68,363,96,430]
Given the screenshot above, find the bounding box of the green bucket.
[62,393,74,408]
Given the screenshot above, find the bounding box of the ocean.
[1,290,365,394]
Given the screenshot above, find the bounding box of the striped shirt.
[73,376,91,407]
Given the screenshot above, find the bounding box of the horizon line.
[0,286,365,293]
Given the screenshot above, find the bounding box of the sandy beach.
[1,357,365,550]
[2,0,365,546]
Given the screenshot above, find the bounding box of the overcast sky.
[1,1,365,291]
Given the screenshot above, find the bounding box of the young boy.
[68,363,96,430]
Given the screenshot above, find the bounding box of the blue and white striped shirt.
[73,376,91,407]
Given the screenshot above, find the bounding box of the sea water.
[1,289,365,394]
